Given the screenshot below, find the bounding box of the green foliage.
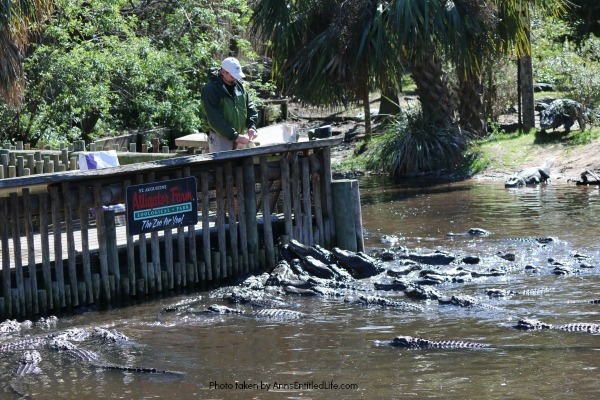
[1,0,257,146]
[365,108,472,176]
[533,18,600,110]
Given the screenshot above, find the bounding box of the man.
[201,57,258,152]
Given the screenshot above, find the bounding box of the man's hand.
[248,128,257,141]
[235,135,250,145]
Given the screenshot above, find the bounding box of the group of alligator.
[1,229,599,392]
[155,235,600,351]
[0,316,183,396]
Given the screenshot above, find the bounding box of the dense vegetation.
[0,0,263,147]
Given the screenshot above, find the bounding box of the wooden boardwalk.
[0,137,366,320]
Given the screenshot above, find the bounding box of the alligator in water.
[514,318,600,333]
[504,159,554,188]
[447,228,492,237]
[1,326,184,377]
[206,304,306,319]
[374,335,490,349]
[539,98,587,133]
[351,295,424,311]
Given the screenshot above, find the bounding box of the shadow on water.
[2,177,600,399]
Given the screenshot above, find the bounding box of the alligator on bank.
[514,318,600,333]
[374,335,490,349]
[504,159,554,188]
[539,98,587,133]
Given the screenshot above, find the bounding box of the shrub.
[365,108,472,176]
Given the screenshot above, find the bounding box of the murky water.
[2,178,600,399]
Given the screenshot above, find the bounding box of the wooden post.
[201,171,212,281]
[1,198,12,316]
[243,157,259,269]
[62,182,79,307]
[22,189,38,314]
[260,157,275,269]
[78,187,93,304]
[215,167,227,279]
[50,186,66,308]
[236,166,249,273]
[93,183,111,303]
[224,163,239,275]
[104,209,120,298]
[331,180,358,252]
[38,193,53,310]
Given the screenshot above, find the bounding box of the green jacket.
[201,68,258,140]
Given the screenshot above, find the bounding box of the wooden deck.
[0,136,362,319]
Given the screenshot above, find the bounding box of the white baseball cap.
[221,57,246,80]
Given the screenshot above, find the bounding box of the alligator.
[206,304,305,319]
[13,350,42,376]
[380,234,400,246]
[374,335,490,349]
[49,338,184,375]
[485,287,557,298]
[351,295,424,311]
[514,318,600,333]
[1,327,184,377]
[438,294,504,311]
[403,284,444,300]
[539,98,587,133]
[447,228,492,237]
[504,159,554,187]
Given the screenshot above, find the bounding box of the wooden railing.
[0,137,359,320]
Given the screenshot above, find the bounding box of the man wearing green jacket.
[201,57,258,152]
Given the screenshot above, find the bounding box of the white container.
[255,123,299,146]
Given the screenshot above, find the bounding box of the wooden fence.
[0,137,363,320]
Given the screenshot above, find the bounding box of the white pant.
[208,132,235,153]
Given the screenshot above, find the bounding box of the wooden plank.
[280,154,293,240]
[38,193,52,309]
[224,162,239,275]
[1,198,12,316]
[50,186,66,308]
[320,147,335,247]
[22,189,38,314]
[78,186,93,304]
[93,183,111,303]
[260,157,275,269]
[104,209,120,299]
[215,167,227,279]
[291,152,303,242]
[236,166,249,273]
[301,157,313,245]
[123,179,136,296]
[243,157,259,270]
[201,171,212,281]
[136,174,148,295]
[62,182,79,307]
[309,154,325,247]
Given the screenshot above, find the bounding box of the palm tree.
[252,1,567,137]
[453,0,567,134]
[251,0,402,139]
[0,0,53,106]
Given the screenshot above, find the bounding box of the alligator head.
[515,319,553,330]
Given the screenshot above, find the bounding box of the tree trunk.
[457,71,485,135]
[407,53,455,126]
[519,54,535,130]
[379,87,400,119]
